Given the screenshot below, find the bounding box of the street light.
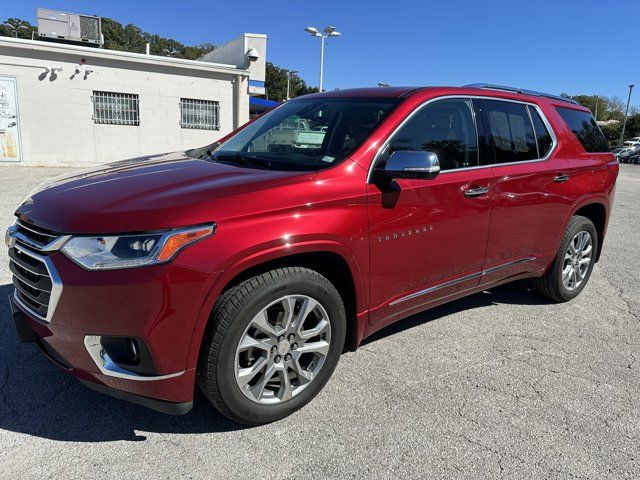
[2,20,29,38]
[304,25,341,93]
[162,48,181,57]
[285,69,299,100]
[619,84,635,146]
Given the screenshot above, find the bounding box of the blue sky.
[8,0,640,105]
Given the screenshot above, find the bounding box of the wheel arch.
[186,241,367,372]
[570,200,608,262]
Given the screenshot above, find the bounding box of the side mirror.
[378,150,440,180]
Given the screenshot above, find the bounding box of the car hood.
[15,151,315,234]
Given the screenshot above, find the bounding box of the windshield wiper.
[213,153,272,170]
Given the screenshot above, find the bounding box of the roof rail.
[464,83,579,105]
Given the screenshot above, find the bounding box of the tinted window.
[556,107,608,153]
[528,106,554,157]
[382,98,478,171]
[214,98,399,171]
[484,100,537,163]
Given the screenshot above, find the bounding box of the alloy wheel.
[234,295,331,404]
[562,230,593,291]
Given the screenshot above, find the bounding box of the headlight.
[61,224,215,270]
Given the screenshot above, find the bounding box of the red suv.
[6,84,618,424]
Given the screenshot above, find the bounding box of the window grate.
[92,91,140,126]
[180,98,220,130]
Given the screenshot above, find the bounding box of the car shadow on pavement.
[0,281,551,442]
[361,280,552,346]
[0,284,248,442]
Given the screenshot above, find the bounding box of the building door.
[0,76,22,162]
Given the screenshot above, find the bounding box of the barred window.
[92,91,139,126]
[180,98,220,130]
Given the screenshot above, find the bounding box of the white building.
[0,33,267,166]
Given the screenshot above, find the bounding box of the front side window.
[556,107,608,153]
[212,98,399,171]
[92,91,139,126]
[381,98,478,171]
[484,100,537,163]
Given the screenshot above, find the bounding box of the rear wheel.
[532,215,597,302]
[199,267,346,425]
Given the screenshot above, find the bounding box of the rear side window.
[484,100,538,163]
[556,107,608,152]
[528,106,554,157]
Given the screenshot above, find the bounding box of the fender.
[548,195,610,270]
[183,239,368,371]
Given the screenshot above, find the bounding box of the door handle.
[553,174,570,183]
[463,186,489,198]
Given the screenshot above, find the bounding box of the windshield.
[210,97,400,171]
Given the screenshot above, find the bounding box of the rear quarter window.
[556,107,608,153]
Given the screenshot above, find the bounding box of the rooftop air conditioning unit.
[37,8,103,47]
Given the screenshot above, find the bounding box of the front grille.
[9,246,54,320]
[7,220,66,323]
[14,219,61,250]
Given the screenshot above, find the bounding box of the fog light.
[123,337,139,363]
[99,335,157,376]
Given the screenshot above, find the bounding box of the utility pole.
[619,84,635,146]
[285,69,298,100]
[594,95,598,121]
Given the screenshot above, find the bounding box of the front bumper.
[8,246,217,412]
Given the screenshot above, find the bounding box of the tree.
[1,16,315,99]
[100,17,213,59]
[0,18,36,39]
[265,62,318,101]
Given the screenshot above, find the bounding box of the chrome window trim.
[84,335,185,382]
[11,244,63,324]
[366,95,559,183]
[389,257,536,306]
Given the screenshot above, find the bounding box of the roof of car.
[299,87,429,99]
[298,86,588,109]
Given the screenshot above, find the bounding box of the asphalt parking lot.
[0,164,638,479]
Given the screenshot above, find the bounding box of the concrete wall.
[200,33,267,92]
[0,38,250,166]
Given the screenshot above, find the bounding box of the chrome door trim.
[388,257,536,306]
[389,271,481,306]
[482,257,536,275]
[366,95,559,183]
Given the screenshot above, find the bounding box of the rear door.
[367,97,492,327]
[477,98,572,283]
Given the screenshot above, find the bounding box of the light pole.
[285,69,298,100]
[2,20,29,38]
[162,48,180,57]
[619,84,635,146]
[304,26,341,93]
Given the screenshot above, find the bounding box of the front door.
[367,98,492,327]
[0,76,21,163]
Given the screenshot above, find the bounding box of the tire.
[532,215,598,302]
[198,267,346,425]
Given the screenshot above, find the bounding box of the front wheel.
[198,267,346,425]
[532,215,598,302]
